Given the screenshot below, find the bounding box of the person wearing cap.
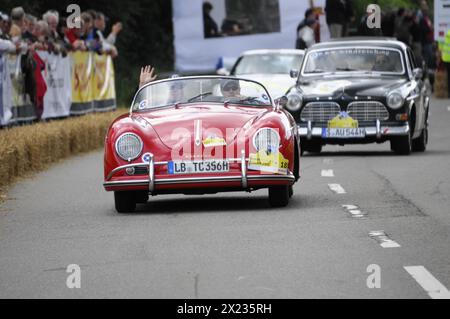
[220,79,243,99]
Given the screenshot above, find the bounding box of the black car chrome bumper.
[299,120,410,140]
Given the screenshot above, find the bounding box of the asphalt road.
[1,98,450,299]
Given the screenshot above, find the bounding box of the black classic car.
[284,38,430,155]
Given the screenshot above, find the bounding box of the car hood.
[238,74,295,98]
[298,76,409,97]
[133,104,270,150]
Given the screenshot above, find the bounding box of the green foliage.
[2,0,174,105]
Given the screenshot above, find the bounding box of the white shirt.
[298,26,316,48]
[0,39,16,53]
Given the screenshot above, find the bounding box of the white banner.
[0,54,13,126]
[37,51,72,119]
[173,0,329,72]
[435,0,450,42]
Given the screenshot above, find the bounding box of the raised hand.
[139,65,157,88]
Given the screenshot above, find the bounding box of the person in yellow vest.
[441,29,450,96]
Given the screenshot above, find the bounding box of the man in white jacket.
[297,18,317,49]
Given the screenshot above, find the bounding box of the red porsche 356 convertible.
[103,76,301,212]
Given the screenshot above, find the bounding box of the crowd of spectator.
[0,6,123,123]
[0,6,122,57]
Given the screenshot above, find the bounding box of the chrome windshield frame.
[300,46,407,78]
[129,75,275,116]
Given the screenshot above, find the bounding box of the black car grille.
[347,101,389,121]
[300,102,341,122]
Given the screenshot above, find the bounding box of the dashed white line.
[404,266,450,299]
[342,204,367,218]
[328,184,346,194]
[321,169,334,177]
[369,230,401,248]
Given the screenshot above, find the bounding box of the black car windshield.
[303,47,404,75]
[234,53,304,75]
[132,77,272,111]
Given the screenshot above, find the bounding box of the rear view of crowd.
[0,6,122,57]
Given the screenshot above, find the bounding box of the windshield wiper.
[306,69,326,74]
[187,92,212,103]
[335,67,359,72]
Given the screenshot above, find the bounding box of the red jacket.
[33,52,47,119]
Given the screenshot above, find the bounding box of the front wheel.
[268,185,290,207]
[114,191,137,213]
[390,133,411,155]
[412,113,429,152]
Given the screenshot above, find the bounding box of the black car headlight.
[286,93,303,112]
[387,92,404,109]
[115,133,143,161]
[253,128,280,154]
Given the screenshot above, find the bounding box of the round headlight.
[115,133,143,161]
[253,128,280,153]
[286,93,303,112]
[387,92,404,109]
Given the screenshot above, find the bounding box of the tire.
[300,139,322,154]
[289,185,294,198]
[268,185,290,207]
[114,191,137,213]
[135,191,149,204]
[391,134,411,155]
[390,120,412,155]
[307,143,322,154]
[412,113,428,152]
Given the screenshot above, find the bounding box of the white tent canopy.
[172,0,329,72]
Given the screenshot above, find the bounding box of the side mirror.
[413,68,423,80]
[275,96,288,109]
[217,68,230,76]
[290,69,299,79]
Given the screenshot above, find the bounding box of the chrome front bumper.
[299,120,410,140]
[104,150,295,192]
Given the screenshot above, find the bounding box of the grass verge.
[0,110,126,203]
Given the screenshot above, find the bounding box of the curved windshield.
[303,47,404,75]
[234,54,303,75]
[132,77,272,111]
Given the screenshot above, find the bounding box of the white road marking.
[328,184,346,194]
[323,158,333,165]
[369,230,401,248]
[321,169,334,177]
[447,106,450,112]
[349,210,365,218]
[342,204,366,218]
[404,266,450,299]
